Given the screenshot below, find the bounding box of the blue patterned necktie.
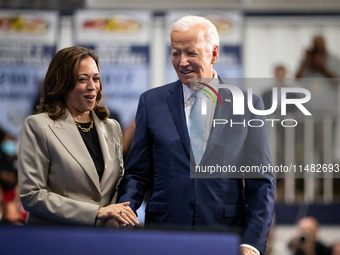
[189,90,204,165]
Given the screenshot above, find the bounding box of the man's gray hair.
[170,15,219,49]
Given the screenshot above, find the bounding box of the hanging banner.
[0,10,58,137]
[74,10,152,128]
[165,11,244,84]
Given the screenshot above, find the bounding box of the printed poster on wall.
[0,10,58,137]
[74,10,152,128]
[165,11,244,85]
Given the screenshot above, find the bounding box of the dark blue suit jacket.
[118,80,275,254]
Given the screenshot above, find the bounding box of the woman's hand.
[96,201,139,226]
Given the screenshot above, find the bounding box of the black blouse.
[75,121,104,181]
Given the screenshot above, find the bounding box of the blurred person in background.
[295,35,340,80]
[262,64,297,113]
[289,216,332,255]
[118,15,274,255]
[18,46,138,227]
[0,127,25,224]
[262,64,287,111]
[0,128,18,194]
[121,119,135,160]
[294,34,340,117]
[1,195,24,225]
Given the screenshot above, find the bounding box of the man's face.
[275,67,286,79]
[298,218,318,242]
[171,25,218,87]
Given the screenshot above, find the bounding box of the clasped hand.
[96,201,139,228]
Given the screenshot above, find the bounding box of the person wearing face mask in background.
[0,127,26,224]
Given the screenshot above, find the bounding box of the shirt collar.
[182,71,218,103]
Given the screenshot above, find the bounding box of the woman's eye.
[78,78,87,83]
[93,77,100,82]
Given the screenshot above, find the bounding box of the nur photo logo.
[192,80,312,128]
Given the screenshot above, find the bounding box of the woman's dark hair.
[37,46,109,120]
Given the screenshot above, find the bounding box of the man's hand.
[106,218,120,228]
[240,247,258,255]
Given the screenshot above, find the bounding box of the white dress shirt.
[183,72,219,150]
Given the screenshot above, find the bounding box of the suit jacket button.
[93,195,101,203]
[189,202,194,208]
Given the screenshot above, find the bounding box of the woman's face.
[66,57,100,118]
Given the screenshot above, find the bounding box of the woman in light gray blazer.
[18,46,138,227]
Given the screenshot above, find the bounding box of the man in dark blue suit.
[118,15,275,255]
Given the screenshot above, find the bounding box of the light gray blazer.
[18,109,124,226]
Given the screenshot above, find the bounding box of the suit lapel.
[49,110,101,193]
[93,112,115,189]
[200,88,233,165]
[166,80,190,157]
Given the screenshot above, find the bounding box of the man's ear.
[211,45,219,64]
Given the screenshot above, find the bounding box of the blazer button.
[189,202,194,208]
[93,195,101,203]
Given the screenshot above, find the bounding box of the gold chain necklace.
[75,117,93,132]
